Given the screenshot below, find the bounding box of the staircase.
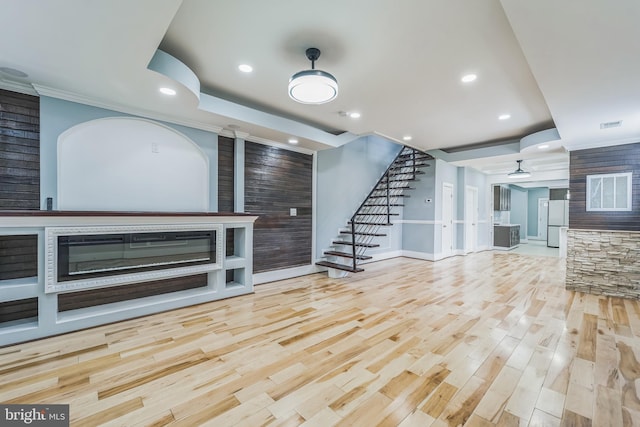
[317,146,433,274]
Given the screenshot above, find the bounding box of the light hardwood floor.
[1,252,640,426]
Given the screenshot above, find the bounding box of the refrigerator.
[547,200,568,247]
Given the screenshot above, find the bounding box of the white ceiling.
[1,0,639,186]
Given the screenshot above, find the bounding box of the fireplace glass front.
[57,230,216,282]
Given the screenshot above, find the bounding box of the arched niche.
[58,117,209,212]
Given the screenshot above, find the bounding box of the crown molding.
[32,84,223,134]
[246,134,316,155]
[0,78,38,96]
[563,135,640,152]
[233,130,250,139]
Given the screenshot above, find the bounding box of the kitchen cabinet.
[494,225,520,248]
[493,186,511,211]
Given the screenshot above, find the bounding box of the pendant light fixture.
[288,47,338,104]
[508,160,531,179]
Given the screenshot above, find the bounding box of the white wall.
[57,117,209,212]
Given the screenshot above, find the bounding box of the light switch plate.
[290,208,297,216]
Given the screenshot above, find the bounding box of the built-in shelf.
[0,318,38,333]
[225,256,246,270]
[0,211,258,346]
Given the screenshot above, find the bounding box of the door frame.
[441,182,454,257]
[537,198,549,240]
[465,185,478,253]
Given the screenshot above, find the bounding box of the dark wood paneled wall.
[569,142,640,231]
[0,235,38,280]
[0,89,40,210]
[218,136,235,257]
[218,136,235,213]
[245,142,312,273]
[0,297,38,323]
[57,274,208,312]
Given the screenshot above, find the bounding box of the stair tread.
[389,170,425,176]
[356,212,400,216]
[339,231,387,236]
[389,163,430,170]
[324,250,373,260]
[348,221,393,226]
[333,240,380,248]
[363,204,404,207]
[386,177,419,182]
[373,186,416,191]
[316,261,364,273]
[396,153,431,158]
[368,195,410,198]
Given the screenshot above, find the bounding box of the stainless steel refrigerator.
[547,200,568,247]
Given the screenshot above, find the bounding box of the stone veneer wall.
[566,229,640,298]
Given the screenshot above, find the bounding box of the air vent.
[600,120,622,129]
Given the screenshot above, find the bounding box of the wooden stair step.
[374,186,416,191]
[388,163,430,170]
[348,221,393,226]
[389,170,425,176]
[323,250,373,260]
[339,231,387,237]
[316,261,364,273]
[363,203,404,207]
[332,240,380,248]
[368,194,410,199]
[386,177,419,182]
[396,153,431,159]
[356,212,399,216]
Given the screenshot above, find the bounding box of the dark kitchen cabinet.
[494,225,520,248]
[493,186,511,211]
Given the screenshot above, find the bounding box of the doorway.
[538,198,548,240]
[465,186,478,253]
[442,183,454,257]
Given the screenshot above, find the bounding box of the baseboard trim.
[253,264,322,285]
[360,250,403,264]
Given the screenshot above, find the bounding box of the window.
[586,172,632,211]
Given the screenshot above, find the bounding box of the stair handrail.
[346,146,428,270]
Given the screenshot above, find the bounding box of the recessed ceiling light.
[498,114,511,120]
[461,74,477,83]
[159,87,176,96]
[403,136,412,141]
[0,67,28,78]
[238,64,253,73]
[538,144,550,149]
[288,138,298,144]
[349,112,361,119]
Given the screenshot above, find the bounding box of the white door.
[465,186,478,253]
[538,198,548,240]
[442,183,454,257]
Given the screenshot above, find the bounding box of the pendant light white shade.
[508,160,531,178]
[289,48,338,104]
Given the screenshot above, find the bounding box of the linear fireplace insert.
[57,230,215,282]
[45,224,223,293]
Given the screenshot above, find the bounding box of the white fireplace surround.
[44,224,223,294]
[57,117,210,212]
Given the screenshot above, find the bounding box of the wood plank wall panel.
[218,136,235,257]
[0,89,40,210]
[0,297,37,323]
[569,142,640,231]
[218,136,235,213]
[245,142,312,273]
[57,274,208,312]
[0,235,38,280]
